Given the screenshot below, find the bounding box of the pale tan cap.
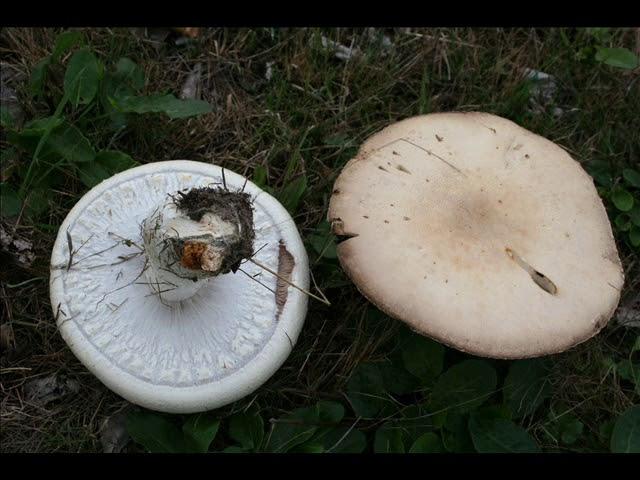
[328,112,624,358]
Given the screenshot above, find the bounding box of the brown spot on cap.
[276,241,295,319]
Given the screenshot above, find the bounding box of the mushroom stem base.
[141,187,255,303]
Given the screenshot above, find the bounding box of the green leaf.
[1,106,15,128]
[7,131,55,167]
[102,73,135,104]
[107,112,129,131]
[277,175,307,215]
[396,405,436,441]
[374,423,405,453]
[623,169,640,188]
[101,58,146,113]
[317,400,345,424]
[615,213,632,232]
[320,427,367,453]
[378,358,421,395]
[0,147,18,175]
[266,405,320,453]
[182,413,219,453]
[0,183,22,217]
[617,360,639,393]
[595,47,639,70]
[308,233,337,259]
[125,411,186,453]
[95,150,135,172]
[444,409,469,433]
[296,443,325,453]
[346,363,389,418]
[503,359,552,419]
[363,306,392,334]
[229,410,265,451]
[29,58,51,99]
[558,416,584,445]
[24,188,53,218]
[599,420,616,443]
[25,116,65,131]
[308,221,337,259]
[611,188,634,211]
[399,327,445,382]
[430,360,497,413]
[610,405,640,453]
[468,414,539,453]
[222,446,247,453]
[47,122,95,163]
[293,401,353,453]
[476,404,513,421]
[324,132,349,147]
[51,31,84,63]
[629,205,640,227]
[252,165,268,188]
[589,163,613,187]
[77,161,111,187]
[593,174,613,188]
[586,28,611,43]
[441,412,475,453]
[630,227,640,248]
[115,58,146,91]
[113,94,212,119]
[64,49,101,106]
[409,432,444,453]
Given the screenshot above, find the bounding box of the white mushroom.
[50,160,309,413]
[328,112,624,359]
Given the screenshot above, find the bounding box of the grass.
[1,27,639,453]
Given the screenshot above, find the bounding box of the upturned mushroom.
[50,160,309,413]
[328,112,624,359]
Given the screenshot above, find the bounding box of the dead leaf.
[180,63,202,100]
[366,28,393,51]
[146,27,171,44]
[0,323,16,353]
[1,62,25,127]
[24,374,81,407]
[172,27,200,38]
[523,68,561,116]
[617,307,640,328]
[0,224,35,268]
[320,36,360,61]
[100,411,130,453]
[265,61,275,81]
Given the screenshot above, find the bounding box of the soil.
[173,186,256,274]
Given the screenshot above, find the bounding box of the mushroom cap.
[328,112,624,359]
[50,161,309,413]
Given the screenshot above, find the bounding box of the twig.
[238,267,276,294]
[326,417,361,453]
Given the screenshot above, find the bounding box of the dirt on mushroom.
[171,186,256,274]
